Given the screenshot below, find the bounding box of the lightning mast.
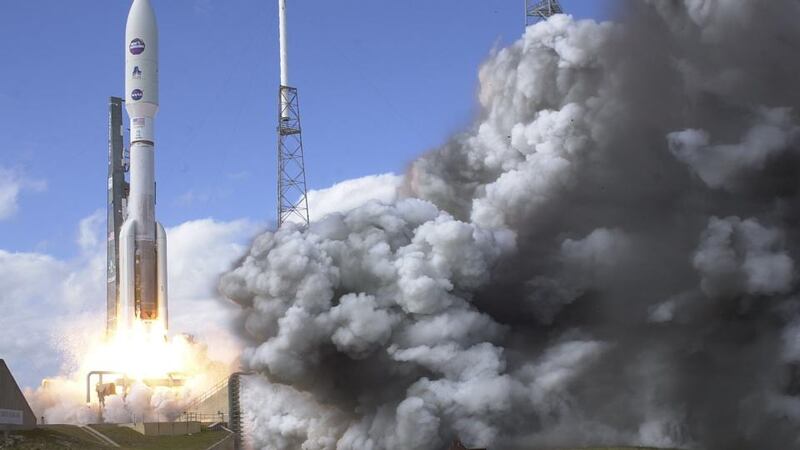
[276,0,310,227]
[526,0,563,27]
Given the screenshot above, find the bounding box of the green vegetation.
[2,425,230,450]
[89,424,229,450]
[2,427,107,449]
[2,430,682,450]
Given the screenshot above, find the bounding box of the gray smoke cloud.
[220,1,800,448]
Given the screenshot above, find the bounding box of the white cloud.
[0,167,46,221]
[77,211,105,254]
[167,218,262,364]
[0,249,81,386]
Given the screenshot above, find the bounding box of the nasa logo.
[131,89,144,101]
[129,39,146,55]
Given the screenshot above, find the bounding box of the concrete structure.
[123,421,201,436]
[0,360,36,431]
[206,433,235,450]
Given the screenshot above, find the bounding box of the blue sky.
[0,0,614,259]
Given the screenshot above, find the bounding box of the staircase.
[184,377,228,413]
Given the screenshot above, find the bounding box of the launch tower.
[526,0,563,27]
[276,0,310,228]
[107,97,129,335]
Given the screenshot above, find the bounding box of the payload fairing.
[117,0,168,334]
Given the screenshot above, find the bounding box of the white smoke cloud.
[241,376,343,449]
[669,108,799,191]
[649,0,756,43]
[223,2,800,449]
[303,173,403,224]
[694,216,795,299]
[560,228,633,284]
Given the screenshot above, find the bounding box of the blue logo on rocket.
[131,89,144,101]
[129,38,146,55]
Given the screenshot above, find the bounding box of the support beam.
[526,0,564,27]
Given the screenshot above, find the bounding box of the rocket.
[118,0,168,333]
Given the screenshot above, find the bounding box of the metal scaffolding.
[228,372,252,450]
[277,85,310,228]
[107,97,129,336]
[526,0,563,27]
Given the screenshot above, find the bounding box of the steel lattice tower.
[277,85,310,227]
[228,373,244,450]
[276,0,310,228]
[526,0,563,27]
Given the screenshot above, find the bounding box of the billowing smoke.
[220,1,800,449]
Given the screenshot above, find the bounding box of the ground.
[0,429,683,450]
[1,425,230,449]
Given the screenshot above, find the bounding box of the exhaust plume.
[221,1,800,449]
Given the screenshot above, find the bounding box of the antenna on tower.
[277,0,310,228]
[526,0,563,27]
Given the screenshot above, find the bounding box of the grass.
[2,425,230,450]
[3,427,108,449]
[3,429,679,450]
[89,424,229,449]
[47,425,109,446]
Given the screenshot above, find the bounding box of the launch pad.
[86,370,188,424]
[86,371,186,405]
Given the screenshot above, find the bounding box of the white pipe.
[279,0,289,87]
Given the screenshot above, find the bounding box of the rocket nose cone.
[131,0,154,10]
[127,0,158,54]
[127,0,158,29]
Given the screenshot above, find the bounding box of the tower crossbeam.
[526,0,563,27]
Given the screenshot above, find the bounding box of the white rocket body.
[119,0,168,334]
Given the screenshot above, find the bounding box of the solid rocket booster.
[119,0,168,332]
